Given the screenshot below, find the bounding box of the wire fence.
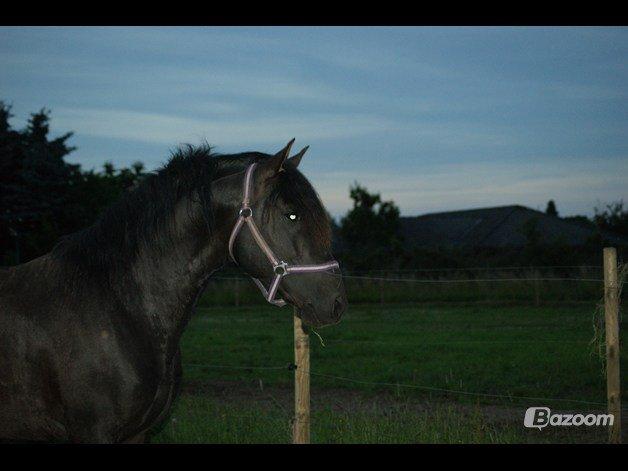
[182,362,607,407]
[337,274,604,283]
[200,265,612,307]
[176,261,625,443]
[213,275,604,283]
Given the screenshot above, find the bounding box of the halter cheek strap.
[228,163,340,307]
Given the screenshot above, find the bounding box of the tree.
[545,200,558,217]
[0,101,148,265]
[563,215,595,229]
[338,183,403,270]
[594,200,628,237]
[0,102,76,264]
[64,160,146,232]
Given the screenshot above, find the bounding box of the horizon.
[1,26,626,219]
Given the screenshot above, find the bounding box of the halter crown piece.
[228,162,340,307]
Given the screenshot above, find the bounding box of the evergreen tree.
[545,200,558,217]
[0,103,76,264]
[0,101,147,265]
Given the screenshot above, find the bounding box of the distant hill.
[399,205,628,249]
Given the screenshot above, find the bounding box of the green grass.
[152,302,624,443]
[152,394,607,444]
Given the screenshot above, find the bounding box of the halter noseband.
[228,163,340,307]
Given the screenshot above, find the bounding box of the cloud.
[2,53,371,109]
[175,70,356,103]
[3,27,627,219]
[52,107,395,147]
[543,82,626,101]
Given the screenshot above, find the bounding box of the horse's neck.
[129,191,237,350]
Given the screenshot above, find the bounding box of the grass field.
[151,301,625,444]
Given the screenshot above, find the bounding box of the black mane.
[51,145,331,274]
[52,146,253,271]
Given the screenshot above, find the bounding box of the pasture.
[151,300,624,444]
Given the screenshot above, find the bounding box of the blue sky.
[1,27,627,218]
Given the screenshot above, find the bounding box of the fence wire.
[344,265,602,272]
[185,363,289,371]
[181,362,606,407]
[182,263,621,417]
[337,274,604,283]
[306,371,607,407]
[211,274,604,283]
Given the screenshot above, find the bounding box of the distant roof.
[399,205,628,249]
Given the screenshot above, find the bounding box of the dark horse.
[0,140,347,443]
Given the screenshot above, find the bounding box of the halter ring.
[239,207,253,218]
[273,261,288,276]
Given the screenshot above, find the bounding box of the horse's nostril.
[333,297,346,318]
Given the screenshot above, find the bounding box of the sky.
[1,26,627,219]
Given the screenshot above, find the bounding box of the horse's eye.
[286,213,299,221]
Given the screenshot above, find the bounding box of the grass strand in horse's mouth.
[310,328,326,347]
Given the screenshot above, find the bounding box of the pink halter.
[228,163,340,307]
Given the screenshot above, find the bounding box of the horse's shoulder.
[0,265,16,293]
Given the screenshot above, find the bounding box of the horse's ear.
[288,146,309,168]
[260,139,295,177]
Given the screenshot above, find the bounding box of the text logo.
[524,407,614,430]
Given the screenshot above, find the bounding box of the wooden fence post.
[603,247,621,444]
[293,309,310,444]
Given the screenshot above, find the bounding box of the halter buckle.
[273,261,288,276]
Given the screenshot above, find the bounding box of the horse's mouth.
[297,302,341,328]
[279,289,341,328]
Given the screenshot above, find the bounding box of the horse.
[0,139,347,443]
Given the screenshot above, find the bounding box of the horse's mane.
[52,145,251,271]
[51,144,331,275]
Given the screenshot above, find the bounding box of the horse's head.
[227,140,347,328]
